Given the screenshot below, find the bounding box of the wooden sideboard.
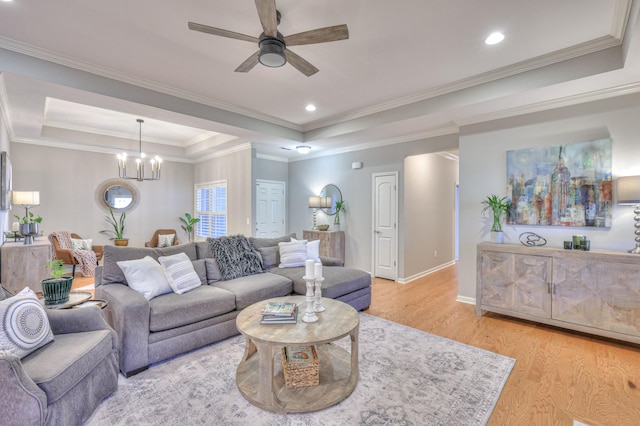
[476,242,640,344]
[1,239,52,294]
[303,230,345,265]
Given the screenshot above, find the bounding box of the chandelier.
[117,119,162,181]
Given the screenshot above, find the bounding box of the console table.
[476,242,640,344]
[303,230,345,264]
[1,239,52,294]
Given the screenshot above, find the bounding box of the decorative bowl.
[317,224,330,231]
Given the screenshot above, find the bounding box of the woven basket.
[281,346,319,389]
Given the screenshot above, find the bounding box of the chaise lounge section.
[95,234,371,377]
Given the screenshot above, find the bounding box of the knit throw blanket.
[207,235,264,280]
[48,231,97,277]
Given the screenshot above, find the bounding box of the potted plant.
[334,200,346,230]
[100,208,128,246]
[41,259,74,305]
[14,212,43,244]
[481,195,510,243]
[179,212,200,242]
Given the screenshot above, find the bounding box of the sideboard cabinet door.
[479,251,552,319]
[553,259,640,337]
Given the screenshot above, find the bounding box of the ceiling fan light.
[259,39,286,67]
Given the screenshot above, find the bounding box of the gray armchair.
[0,290,118,425]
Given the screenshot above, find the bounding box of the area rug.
[86,313,515,425]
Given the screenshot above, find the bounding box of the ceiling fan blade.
[254,0,278,37]
[284,24,349,46]
[285,50,319,77]
[235,51,260,73]
[188,22,258,43]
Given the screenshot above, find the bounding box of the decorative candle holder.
[314,277,325,312]
[302,276,318,323]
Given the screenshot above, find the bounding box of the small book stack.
[260,301,298,324]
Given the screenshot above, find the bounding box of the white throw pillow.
[307,239,321,263]
[71,238,93,251]
[0,287,54,358]
[158,252,201,294]
[117,256,173,300]
[292,237,320,263]
[278,240,308,268]
[157,234,175,248]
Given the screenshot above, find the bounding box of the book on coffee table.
[261,305,298,324]
[260,301,297,316]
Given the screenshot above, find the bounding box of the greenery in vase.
[481,195,510,232]
[14,212,43,224]
[44,259,68,279]
[100,208,126,240]
[179,213,200,242]
[334,200,346,224]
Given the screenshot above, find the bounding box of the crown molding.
[0,74,14,138]
[290,124,460,162]
[255,152,289,163]
[194,142,252,163]
[0,37,302,132]
[612,0,634,40]
[12,136,195,163]
[302,35,623,133]
[456,81,640,127]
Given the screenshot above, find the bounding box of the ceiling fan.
[188,0,349,77]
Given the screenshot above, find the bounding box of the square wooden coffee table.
[235,295,359,414]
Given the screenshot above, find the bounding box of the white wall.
[10,143,194,246]
[194,146,253,236]
[288,134,458,277]
[0,106,10,242]
[403,153,459,280]
[458,92,640,302]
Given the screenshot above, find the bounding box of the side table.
[1,239,52,294]
[38,291,92,309]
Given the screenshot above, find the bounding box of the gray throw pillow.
[205,258,222,283]
[257,246,279,269]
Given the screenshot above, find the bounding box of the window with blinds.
[195,181,227,239]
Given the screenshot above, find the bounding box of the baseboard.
[396,261,456,284]
[456,295,476,305]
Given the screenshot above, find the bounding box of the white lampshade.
[617,176,640,205]
[308,196,322,208]
[12,191,40,206]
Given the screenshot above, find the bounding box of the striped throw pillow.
[158,252,202,294]
[278,240,308,268]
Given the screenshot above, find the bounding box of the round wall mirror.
[319,184,342,215]
[95,179,140,213]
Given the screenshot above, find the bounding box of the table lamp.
[616,176,640,254]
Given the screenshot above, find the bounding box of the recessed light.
[485,32,505,45]
[305,104,316,112]
[296,145,311,154]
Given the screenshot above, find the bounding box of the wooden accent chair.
[145,229,180,247]
[50,233,103,276]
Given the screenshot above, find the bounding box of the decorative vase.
[489,231,504,244]
[41,277,74,305]
[19,223,39,245]
[333,223,340,231]
[114,239,129,246]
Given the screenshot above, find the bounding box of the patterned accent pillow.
[0,287,54,358]
[278,240,308,268]
[71,238,93,251]
[158,252,201,294]
[117,256,173,300]
[157,234,175,248]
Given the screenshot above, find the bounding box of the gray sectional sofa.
[95,234,371,377]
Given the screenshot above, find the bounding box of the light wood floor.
[73,266,640,425]
[365,265,640,426]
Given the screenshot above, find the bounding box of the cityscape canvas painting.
[506,138,612,228]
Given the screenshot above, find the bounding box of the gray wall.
[0,110,10,242]
[403,153,459,280]
[458,91,640,302]
[9,143,194,247]
[194,146,253,236]
[288,134,458,278]
[255,157,288,183]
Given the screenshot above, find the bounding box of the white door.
[255,180,285,237]
[373,172,398,280]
